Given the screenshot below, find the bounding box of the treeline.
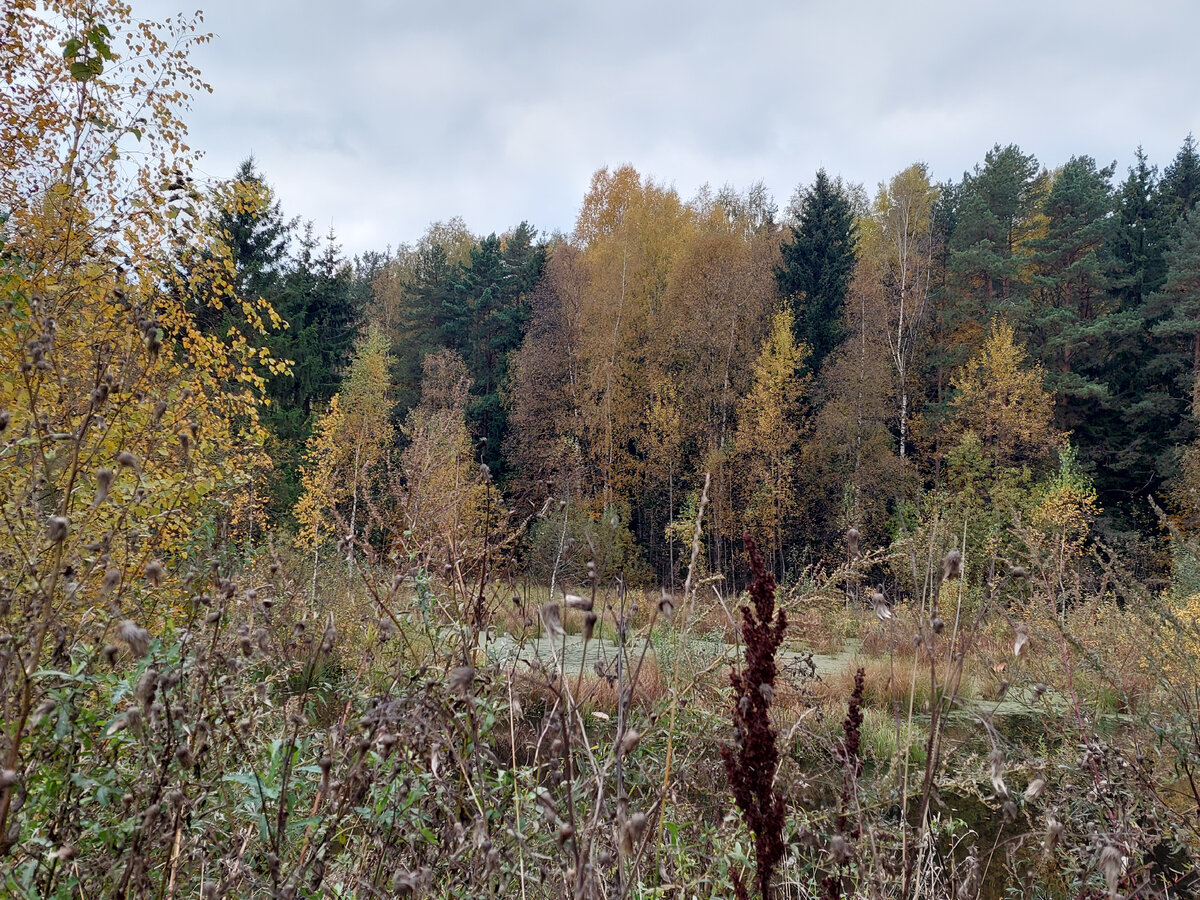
[209,138,1200,587]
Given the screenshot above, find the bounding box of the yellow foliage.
[397,350,503,571]
[735,309,809,565]
[295,328,393,551]
[951,319,1063,469]
[0,1,277,627]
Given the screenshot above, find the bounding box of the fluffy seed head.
[943,549,963,580]
[1013,623,1030,658]
[620,729,642,755]
[829,834,851,865]
[118,620,151,657]
[624,812,647,847]
[557,822,574,850]
[447,666,475,694]
[989,747,1008,797]
[46,516,68,544]
[564,592,592,611]
[540,602,564,637]
[93,468,114,506]
[1098,844,1123,899]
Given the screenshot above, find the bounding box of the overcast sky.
[141,0,1199,258]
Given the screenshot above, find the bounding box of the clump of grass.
[790,605,843,655]
[860,708,927,767]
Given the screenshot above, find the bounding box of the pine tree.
[776,169,858,375]
[262,226,362,513]
[186,158,289,340]
[1024,155,1115,431]
[947,144,1045,308]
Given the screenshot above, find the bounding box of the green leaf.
[62,37,82,60]
[86,26,114,59]
[69,60,99,82]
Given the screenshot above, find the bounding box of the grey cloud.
[141,0,1199,255]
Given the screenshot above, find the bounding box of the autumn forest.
[7,2,1200,899]
[272,142,1200,594]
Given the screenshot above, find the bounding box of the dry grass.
[811,654,981,714]
[789,604,844,654]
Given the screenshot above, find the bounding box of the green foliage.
[776,169,858,375]
[527,501,648,587]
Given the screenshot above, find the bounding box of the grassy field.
[6,535,1200,900]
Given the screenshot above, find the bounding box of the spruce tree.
[1161,134,1200,223]
[775,169,857,375]
[1091,151,1175,515]
[459,224,545,475]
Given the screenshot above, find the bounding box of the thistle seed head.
[1013,623,1030,658]
[540,602,564,637]
[943,549,963,580]
[1098,844,1123,899]
[658,591,675,622]
[829,834,851,866]
[46,516,68,544]
[119,620,151,657]
[93,468,114,506]
[446,666,475,694]
[564,592,592,611]
[989,747,1008,797]
[134,668,158,706]
[30,699,55,728]
[1044,814,1064,853]
[620,729,642,755]
[556,822,574,850]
